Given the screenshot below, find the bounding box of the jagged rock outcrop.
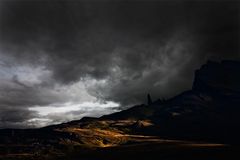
[193,60,240,96]
[147,93,152,105]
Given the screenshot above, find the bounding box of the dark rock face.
[193,60,240,95]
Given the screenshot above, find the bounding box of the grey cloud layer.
[0,0,239,127]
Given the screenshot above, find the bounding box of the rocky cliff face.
[193,60,240,96]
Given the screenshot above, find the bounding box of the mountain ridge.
[1,60,240,159]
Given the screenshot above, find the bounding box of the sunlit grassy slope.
[0,117,236,160]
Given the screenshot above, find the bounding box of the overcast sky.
[0,0,239,128]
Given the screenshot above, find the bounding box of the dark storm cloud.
[0,107,38,128]
[0,0,239,126]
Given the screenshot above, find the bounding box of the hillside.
[1,60,240,160]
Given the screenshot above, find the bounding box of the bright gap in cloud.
[29,101,120,116]
[28,101,120,127]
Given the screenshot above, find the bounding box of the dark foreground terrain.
[1,60,240,159]
[0,134,239,160]
[1,130,239,160]
[55,142,239,160]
